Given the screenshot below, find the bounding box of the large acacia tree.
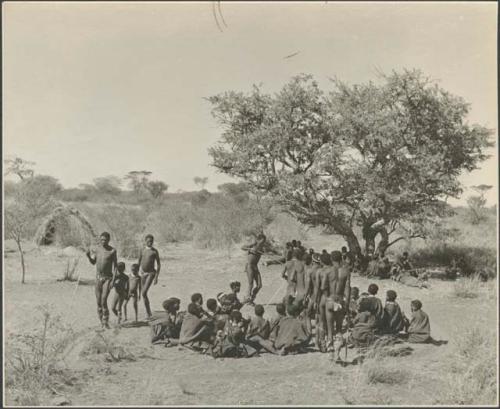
[208,70,493,257]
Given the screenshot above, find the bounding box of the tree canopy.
[208,70,493,256]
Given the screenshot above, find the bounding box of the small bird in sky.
[283,51,301,60]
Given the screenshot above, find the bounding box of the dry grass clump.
[453,276,481,298]
[4,306,78,405]
[437,327,497,405]
[57,258,80,282]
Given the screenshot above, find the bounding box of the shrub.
[57,258,80,282]
[438,327,496,405]
[5,306,77,405]
[146,200,194,243]
[411,244,497,278]
[453,276,481,299]
[99,205,147,258]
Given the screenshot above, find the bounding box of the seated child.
[123,263,141,322]
[274,303,312,355]
[269,303,287,342]
[207,298,228,331]
[348,287,360,321]
[217,281,243,314]
[150,297,184,346]
[111,262,129,324]
[383,290,408,334]
[407,299,431,343]
[246,304,270,340]
[179,293,214,348]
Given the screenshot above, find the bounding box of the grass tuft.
[453,276,481,298]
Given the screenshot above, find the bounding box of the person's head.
[286,242,292,249]
[117,261,126,273]
[254,304,264,317]
[163,297,181,313]
[191,293,203,305]
[386,290,397,302]
[411,299,422,312]
[230,310,243,323]
[144,234,154,247]
[309,248,314,255]
[100,232,111,246]
[331,250,342,264]
[297,240,302,247]
[322,249,327,255]
[286,249,294,261]
[341,246,348,253]
[291,240,297,248]
[359,292,369,299]
[188,303,200,316]
[312,253,321,265]
[286,302,300,318]
[256,233,266,243]
[276,303,286,316]
[230,281,241,293]
[403,251,409,258]
[206,298,218,313]
[368,283,379,295]
[303,252,312,265]
[351,286,359,300]
[320,252,331,266]
[131,263,140,275]
[358,297,371,313]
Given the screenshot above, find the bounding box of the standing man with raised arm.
[242,233,267,306]
[86,231,118,329]
[137,234,161,320]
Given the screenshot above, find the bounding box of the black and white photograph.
[2,1,498,407]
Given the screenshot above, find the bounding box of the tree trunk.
[376,228,389,256]
[345,232,362,258]
[16,239,26,284]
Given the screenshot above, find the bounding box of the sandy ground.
[3,240,497,406]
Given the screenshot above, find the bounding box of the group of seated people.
[149,277,435,359]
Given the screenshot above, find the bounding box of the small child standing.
[123,263,141,322]
[111,262,129,324]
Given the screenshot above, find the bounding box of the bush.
[5,306,77,405]
[411,244,497,278]
[453,276,481,299]
[146,200,194,243]
[438,327,496,405]
[99,205,147,258]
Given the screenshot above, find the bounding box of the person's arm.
[281,264,288,280]
[112,249,118,281]
[137,249,143,271]
[138,278,142,300]
[86,250,96,265]
[345,274,351,316]
[304,271,312,299]
[154,249,161,285]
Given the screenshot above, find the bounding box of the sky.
[3,1,498,205]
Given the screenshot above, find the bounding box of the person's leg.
[141,273,155,318]
[317,300,327,352]
[247,335,279,354]
[95,279,104,325]
[251,268,262,301]
[325,301,335,351]
[101,278,113,328]
[117,297,125,323]
[111,290,120,318]
[245,263,254,302]
[133,296,139,321]
[123,297,129,321]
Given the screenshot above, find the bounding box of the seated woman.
[212,311,259,358]
[407,300,431,343]
[349,298,376,347]
[179,293,215,350]
[274,303,312,355]
[383,290,408,335]
[150,297,184,346]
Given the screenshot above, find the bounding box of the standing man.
[137,234,161,320]
[86,232,118,329]
[242,233,267,305]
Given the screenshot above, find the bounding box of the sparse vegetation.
[5,306,77,405]
[57,258,80,282]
